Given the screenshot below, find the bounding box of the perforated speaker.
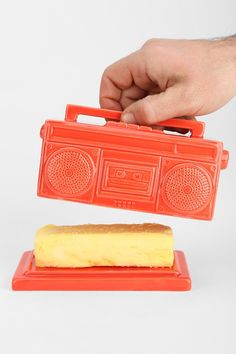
[45,147,95,196]
[162,163,213,213]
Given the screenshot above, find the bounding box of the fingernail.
[121,112,136,124]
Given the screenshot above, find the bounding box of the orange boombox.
[37,104,229,220]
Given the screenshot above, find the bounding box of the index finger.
[99,56,134,110]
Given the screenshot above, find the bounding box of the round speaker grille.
[162,164,212,212]
[45,148,94,196]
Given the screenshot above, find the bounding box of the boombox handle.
[65,104,205,138]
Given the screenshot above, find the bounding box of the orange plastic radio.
[37,104,229,220]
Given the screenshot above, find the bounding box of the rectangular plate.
[12,250,191,291]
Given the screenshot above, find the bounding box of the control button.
[127,123,139,130]
[139,126,152,132]
[105,121,118,127]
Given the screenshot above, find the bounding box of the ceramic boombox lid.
[37,104,229,220]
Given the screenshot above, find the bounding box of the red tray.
[12,250,191,291]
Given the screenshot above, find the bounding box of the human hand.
[100,37,236,126]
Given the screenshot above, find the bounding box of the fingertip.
[121,112,136,124]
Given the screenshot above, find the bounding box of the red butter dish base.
[12,250,191,291]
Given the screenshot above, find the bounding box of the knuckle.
[141,39,166,65]
[99,95,106,107]
[101,67,111,80]
[142,38,160,49]
[101,64,115,81]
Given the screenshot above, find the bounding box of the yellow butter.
[34,223,174,268]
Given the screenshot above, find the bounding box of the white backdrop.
[0,1,236,353]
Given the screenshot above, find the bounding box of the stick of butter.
[34,223,174,268]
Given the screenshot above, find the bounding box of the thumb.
[121,86,190,125]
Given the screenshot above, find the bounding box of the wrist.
[211,36,236,93]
